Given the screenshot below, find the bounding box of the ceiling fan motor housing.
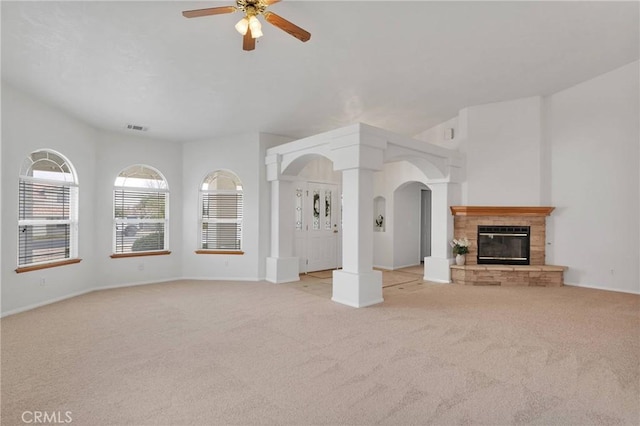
[236,0,268,16]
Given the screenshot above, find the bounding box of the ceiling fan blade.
[243,27,256,51]
[263,11,311,42]
[182,6,236,18]
[264,0,281,5]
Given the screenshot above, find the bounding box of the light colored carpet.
[1,279,639,425]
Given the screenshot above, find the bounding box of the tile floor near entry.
[286,265,428,299]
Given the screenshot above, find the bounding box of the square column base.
[331,270,383,308]
[424,256,454,283]
[266,257,299,283]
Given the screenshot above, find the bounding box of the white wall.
[1,83,98,315]
[393,182,425,268]
[4,59,638,316]
[0,83,3,312]
[0,84,290,314]
[417,61,639,293]
[94,131,183,288]
[296,156,341,183]
[462,96,543,206]
[1,83,186,315]
[414,116,460,149]
[546,61,639,293]
[182,133,289,280]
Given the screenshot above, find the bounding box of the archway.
[265,123,463,306]
[392,181,430,269]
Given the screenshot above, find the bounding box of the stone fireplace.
[449,206,566,286]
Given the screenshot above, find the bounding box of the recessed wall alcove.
[450,206,566,286]
[373,196,385,232]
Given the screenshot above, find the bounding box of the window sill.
[15,258,82,274]
[195,250,244,255]
[110,251,171,259]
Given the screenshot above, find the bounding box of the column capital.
[330,131,387,172]
[265,153,282,181]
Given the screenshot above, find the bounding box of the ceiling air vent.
[125,124,149,132]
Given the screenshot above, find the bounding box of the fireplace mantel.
[450,206,554,217]
[450,206,553,266]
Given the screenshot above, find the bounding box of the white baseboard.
[374,263,422,271]
[180,276,263,282]
[94,277,183,291]
[563,282,640,295]
[5,277,636,318]
[373,264,394,270]
[1,276,262,318]
[1,288,93,318]
[394,263,422,270]
[424,278,451,284]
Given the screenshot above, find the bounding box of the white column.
[424,182,460,283]
[265,156,299,283]
[331,128,385,307]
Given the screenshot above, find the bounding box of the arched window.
[17,150,79,270]
[112,165,169,256]
[198,170,243,252]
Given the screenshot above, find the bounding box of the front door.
[293,183,340,273]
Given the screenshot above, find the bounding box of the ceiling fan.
[182,0,311,51]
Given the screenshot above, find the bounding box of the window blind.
[18,180,72,266]
[114,189,167,254]
[200,192,243,250]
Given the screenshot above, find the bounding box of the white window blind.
[18,150,78,267]
[199,171,243,251]
[113,165,169,254]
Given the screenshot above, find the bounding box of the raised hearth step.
[450,264,566,272]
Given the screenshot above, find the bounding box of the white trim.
[1,288,93,318]
[424,277,451,284]
[373,264,394,270]
[563,282,640,295]
[93,277,183,291]
[19,219,72,226]
[1,278,181,318]
[392,263,423,270]
[112,185,169,193]
[201,189,241,195]
[114,218,166,224]
[4,276,637,318]
[331,296,384,308]
[19,175,78,187]
[181,276,262,282]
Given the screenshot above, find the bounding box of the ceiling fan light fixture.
[248,15,263,38]
[182,1,311,50]
[235,17,249,35]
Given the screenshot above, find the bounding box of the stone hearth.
[450,206,566,287]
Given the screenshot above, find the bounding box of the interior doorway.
[294,182,341,273]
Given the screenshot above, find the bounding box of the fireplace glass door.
[477,226,530,265]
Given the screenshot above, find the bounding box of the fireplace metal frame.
[477,225,530,265]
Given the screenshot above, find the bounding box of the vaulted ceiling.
[2,1,638,142]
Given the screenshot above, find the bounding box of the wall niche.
[374,196,386,232]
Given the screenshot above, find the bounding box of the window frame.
[16,150,80,273]
[197,170,244,254]
[111,165,170,258]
